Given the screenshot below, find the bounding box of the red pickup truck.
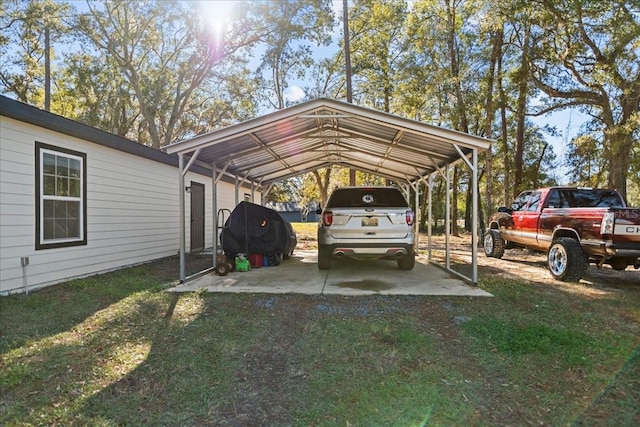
[484,187,640,281]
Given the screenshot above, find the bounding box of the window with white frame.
[35,142,87,249]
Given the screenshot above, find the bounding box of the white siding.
[0,116,260,294]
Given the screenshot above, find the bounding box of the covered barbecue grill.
[221,201,297,263]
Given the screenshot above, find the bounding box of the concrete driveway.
[169,250,492,297]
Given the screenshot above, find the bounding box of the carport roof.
[163,97,492,185]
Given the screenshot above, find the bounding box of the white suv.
[317,186,416,270]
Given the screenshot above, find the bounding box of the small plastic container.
[235,255,250,272]
[249,254,263,268]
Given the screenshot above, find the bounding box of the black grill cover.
[221,201,297,258]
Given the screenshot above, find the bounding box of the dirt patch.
[419,233,639,289]
[145,254,224,285]
[215,299,315,426]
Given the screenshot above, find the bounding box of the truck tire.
[609,258,630,271]
[318,247,332,270]
[484,230,505,259]
[547,238,588,282]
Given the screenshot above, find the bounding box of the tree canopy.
[1,0,638,209]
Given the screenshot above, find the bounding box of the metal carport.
[163,97,492,285]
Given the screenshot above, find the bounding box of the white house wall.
[0,116,257,294]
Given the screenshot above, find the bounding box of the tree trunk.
[483,26,503,222]
[343,0,352,103]
[344,0,357,184]
[446,2,469,134]
[607,127,633,199]
[513,23,530,199]
[420,181,428,232]
[498,50,510,206]
[44,26,51,112]
[532,143,548,188]
[313,169,333,207]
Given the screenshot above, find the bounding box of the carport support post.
[234,175,239,206]
[427,174,433,260]
[472,149,478,284]
[445,164,451,269]
[212,166,218,270]
[414,185,419,254]
[179,154,186,283]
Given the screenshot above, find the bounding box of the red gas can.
[248,254,263,268]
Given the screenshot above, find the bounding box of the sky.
[530,109,589,184]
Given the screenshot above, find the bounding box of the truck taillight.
[601,211,615,234]
[322,211,333,226]
[406,210,415,226]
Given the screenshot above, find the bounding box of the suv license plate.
[362,217,378,227]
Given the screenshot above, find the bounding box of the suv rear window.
[326,188,409,208]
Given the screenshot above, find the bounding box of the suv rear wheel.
[318,246,332,270]
[397,254,415,270]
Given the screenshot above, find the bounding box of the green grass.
[291,221,318,234]
[1,258,639,426]
[292,221,318,246]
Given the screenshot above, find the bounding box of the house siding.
[1,107,260,294]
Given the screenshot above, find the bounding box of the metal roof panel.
[164,98,492,186]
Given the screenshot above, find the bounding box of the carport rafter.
[375,129,404,169]
[237,137,451,185]
[328,128,454,161]
[320,151,427,180]
[248,132,297,176]
[327,140,437,171]
[259,161,405,187]
[248,145,432,184]
[227,140,328,177]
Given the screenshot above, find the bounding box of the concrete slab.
[168,250,492,297]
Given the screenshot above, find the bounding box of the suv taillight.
[322,211,333,226]
[406,210,415,226]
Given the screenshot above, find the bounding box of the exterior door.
[509,191,532,244]
[190,182,205,252]
[519,191,541,247]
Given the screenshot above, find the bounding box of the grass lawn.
[1,228,639,425]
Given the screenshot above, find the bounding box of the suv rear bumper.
[319,243,416,259]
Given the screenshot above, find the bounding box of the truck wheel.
[318,247,332,270]
[548,238,588,282]
[397,254,416,270]
[484,230,505,259]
